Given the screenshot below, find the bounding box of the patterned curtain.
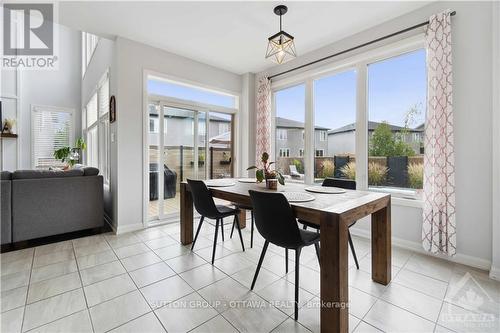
[255,74,272,162]
[422,10,456,256]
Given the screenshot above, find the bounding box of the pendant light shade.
[265,5,297,64]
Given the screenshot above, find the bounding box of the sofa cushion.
[83,167,99,176]
[1,171,12,180]
[12,169,84,180]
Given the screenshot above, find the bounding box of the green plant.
[53,137,86,167]
[292,159,304,174]
[408,163,424,189]
[320,160,334,178]
[247,152,285,185]
[369,122,415,157]
[199,152,205,162]
[340,162,356,180]
[368,162,388,186]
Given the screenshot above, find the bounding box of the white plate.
[238,178,257,183]
[204,180,236,187]
[304,186,346,194]
[282,192,315,203]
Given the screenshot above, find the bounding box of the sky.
[276,49,427,130]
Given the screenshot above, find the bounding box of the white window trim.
[31,105,75,169]
[271,34,425,202]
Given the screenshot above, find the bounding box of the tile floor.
[1,217,499,333]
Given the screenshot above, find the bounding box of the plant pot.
[265,178,278,190]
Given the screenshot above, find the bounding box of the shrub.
[408,163,424,189]
[368,162,388,186]
[320,160,334,178]
[340,162,356,180]
[292,159,304,174]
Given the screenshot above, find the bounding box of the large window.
[313,70,356,183]
[275,84,306,182]
[32,106,74,169]
[368,50,426,192]
[81,32,99,77]
[83,72,110,184]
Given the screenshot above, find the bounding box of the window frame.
[279,148,290,158]
[81,32,99,78]
[271,35,425,200]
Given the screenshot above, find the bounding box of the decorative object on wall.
[255,74,271,164]
[2,118,16,134]
[265,5,297,64]
[422,10,456,256]
[109,95,116,123]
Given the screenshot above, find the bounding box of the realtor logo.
[3,3,53,55]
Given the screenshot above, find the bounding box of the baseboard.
[490,266,500,281]
[349,227,492,272]
[116,222,144,235]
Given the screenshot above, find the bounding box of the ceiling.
[59,1,430,75]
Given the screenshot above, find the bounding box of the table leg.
[180,182,193,245]
[320,213,349,333]
[371,199,391,284]
[238,210,246,229]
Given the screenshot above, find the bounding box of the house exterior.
[275,117,330,158]
[327,121,424,156]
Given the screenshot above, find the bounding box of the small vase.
[265,178,278,190]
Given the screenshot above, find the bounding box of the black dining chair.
[300,177,360,269]
[249,190,320,320]
[187,179,245,264]
[229,203,255,248]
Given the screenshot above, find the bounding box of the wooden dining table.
[179,180,391,333]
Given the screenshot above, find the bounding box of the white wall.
[82,37,117,225]
[262,1,495,269]
[114,37,242,231]
[1,24,82,170]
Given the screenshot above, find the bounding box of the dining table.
[179,179,391,333]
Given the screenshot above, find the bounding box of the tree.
[369,122,415,157]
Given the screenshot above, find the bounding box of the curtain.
[255,74,272,162]
[422,10,456,256]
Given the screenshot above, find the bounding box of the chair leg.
[191,216,205,251]
[294,247,302,321]
[234,214,245,251]
[230,219,235,238]
[348,231,359,269]
[220,218,224,241]
[250,210,254,248]
[211,219,220,265]
[251,241,269,290]
[285,249,289,274]
[314,242,320,265]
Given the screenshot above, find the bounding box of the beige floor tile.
[114,243,151,259]
[165,253,207,273]
[404,254,454,282]
[353,321,383,332]
[153,244,190,260]
[89,291,151,333]
[1,270,30,292]
[1,286,27,313]
[22,289,86,332]
[74,241,111,258]
[256,278,315,316]
[438,301,500,333]
[348,268,387,297]
[27,272,81,304]
[76,250,117,270]
[198,277,252,313]
[179,263,227,290]
[214,253,254,275]
[155,292,218,332]
[129,262,176,288]
[34,241,73,258]
[135,228,167,242]
[284,266,320,296]
[195,245,234,262]
[231,266,280,291]
[190,315,238,333]
[28,309,93,333]
[349,287,377,319]
[30,260,78,284]
[394,268,449,299]
[79,261,126,286]
[1,258,33,276]
[72,235,106,249]
[140,275,194,310]
[144,236,177,250]
[105,233,142,250]
[0,306,24,333]
[84,273,137,307]
[108,312,166,333]
[271,318,311,333]
[364,299,435,333]
[32,250,74,269]
[120,251,161,271]
[0,248,33,265]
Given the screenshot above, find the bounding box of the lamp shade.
[265,30,297,64]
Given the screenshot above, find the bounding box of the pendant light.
[265,5,297,64]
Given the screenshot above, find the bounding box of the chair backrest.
[322,177,356,190]
[187,179,219,218]
[249,190,303,248]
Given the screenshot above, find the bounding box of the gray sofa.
[1,167,104,244]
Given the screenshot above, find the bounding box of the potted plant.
[53,137,86,169]
[247,152,285,190]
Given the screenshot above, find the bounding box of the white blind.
[87,93,98,127]
[32,108,73,169]
[87,126,98,168]
[98,77,109,116]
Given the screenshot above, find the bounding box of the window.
[275,84,305,181]
[313,70,356,182]
[149,119,158,133]
[81,32,99,77]
[148,77,237,108]
[218,122,230,134]
[82,72,110,184]
[368,49,426,191]
[277,129,288,140]
[32,106,74,169]
[299,149,304,157]
[279,148,290,157]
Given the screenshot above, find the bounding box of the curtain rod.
[268,11,456,81]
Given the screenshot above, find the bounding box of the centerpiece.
[247,152,285,190]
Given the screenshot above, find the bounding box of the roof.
[149,107,230,122]
[328,121,424,135]
[276,117,330,130]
